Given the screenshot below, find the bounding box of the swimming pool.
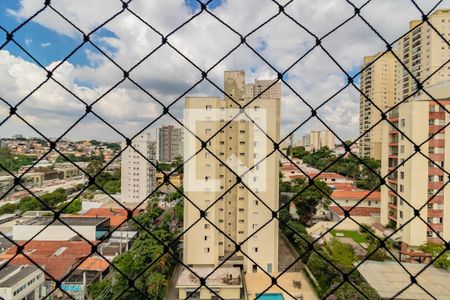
[256,293,285,300]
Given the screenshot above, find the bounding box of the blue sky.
[0,0,224,68]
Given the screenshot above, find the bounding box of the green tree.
[58,199,82,214]
[293,179,332,225]
[419,242,450,269]
[0,203,19,215]
[0,147,37,173]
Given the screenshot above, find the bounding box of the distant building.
[394,9,450,103]
[0,264,44,300]
[120,133,156,203]
[299,130,335,151]
[380,82,450,249]
[158,125,183,162]
[12,216,110,241]
[359,51,396,160]
[0,241,97,293]
[328,183,381,226]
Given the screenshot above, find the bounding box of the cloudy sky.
[0,0,448,143]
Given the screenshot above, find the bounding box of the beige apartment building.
[180,71,280,299]
[395,9,450,103]
[376,9,450,249]
[380,82,450,248]
[359,51,397,160]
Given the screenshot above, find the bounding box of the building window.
[204,224,210,229]
[205,247,210,253]
[253,247,258,252]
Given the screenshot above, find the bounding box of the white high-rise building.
[120,133,156,203]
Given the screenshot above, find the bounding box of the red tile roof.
[85,208,136,228]
[77,256,109,272]
[281,164,302,171]
[330,206,380,217]
[332,189,380,200]
[308,172,346,179]
[0,241,93,280]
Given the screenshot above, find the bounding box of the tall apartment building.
[183,71,280,274]
[158,125,183,162]
[377,9,450,249]
[120,133,156,203]
[300,129,335,151]
[395,9,450,103]
[359,52,397,160]
[380,82,450,249]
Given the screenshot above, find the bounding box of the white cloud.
[1,0,448,142]
[40,42,51,47]
[24,38,32,46]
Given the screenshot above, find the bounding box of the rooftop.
[357,261,450,299]
[245,272,317,300]
[0,241,94,280]
[18,216,108,227]
[330,206,380,217]
[176,267,242,287]
[0,265,40,287]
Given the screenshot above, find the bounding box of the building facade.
[394,9,450,104]
[183,71,280,276]
[359,51,397,160]
[0,265,44,300]
[380,82,450,248]
[120,133,156,203]
[158,125,183,163]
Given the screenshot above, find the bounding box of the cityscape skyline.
[2,1,449,143]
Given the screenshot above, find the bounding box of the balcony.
[428,181,444,190]
[427,209,443,218]
[428,168,444,176]
[429,125,445,134]
[388,202,397,210]
[428,139,445,148]
[388,178,397,184]
[429,111,445,119]
[388,215,397,222]
[428,153,444,162]
[428,195,444,204]
[389,129,399,135]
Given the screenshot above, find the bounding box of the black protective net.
[0,0,449,299]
